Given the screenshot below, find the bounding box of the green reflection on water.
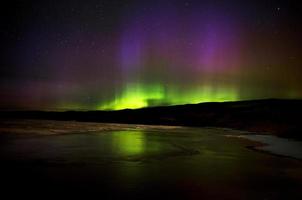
[111,130,146,156]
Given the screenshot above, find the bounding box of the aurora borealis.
[1,0,302,110]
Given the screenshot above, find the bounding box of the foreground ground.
[0,120,301,199]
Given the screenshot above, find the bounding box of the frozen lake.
[0,120,301,199]
[240,135,302,159]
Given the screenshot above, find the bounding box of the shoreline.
[1,99,302,140]
[230,134,302,160]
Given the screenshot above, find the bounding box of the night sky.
[1,0,302,110]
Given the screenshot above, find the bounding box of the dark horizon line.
[1,98,301,113]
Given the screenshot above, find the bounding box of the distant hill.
[1,99,302,140]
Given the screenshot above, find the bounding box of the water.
[0,120,301,199]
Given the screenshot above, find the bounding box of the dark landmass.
[1,99,302,140]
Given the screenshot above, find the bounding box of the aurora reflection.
[112,130,145,156]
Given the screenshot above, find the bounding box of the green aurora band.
[98,83,239,110]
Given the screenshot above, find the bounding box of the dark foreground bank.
[1,99,302,140]
[0,121,301,200]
